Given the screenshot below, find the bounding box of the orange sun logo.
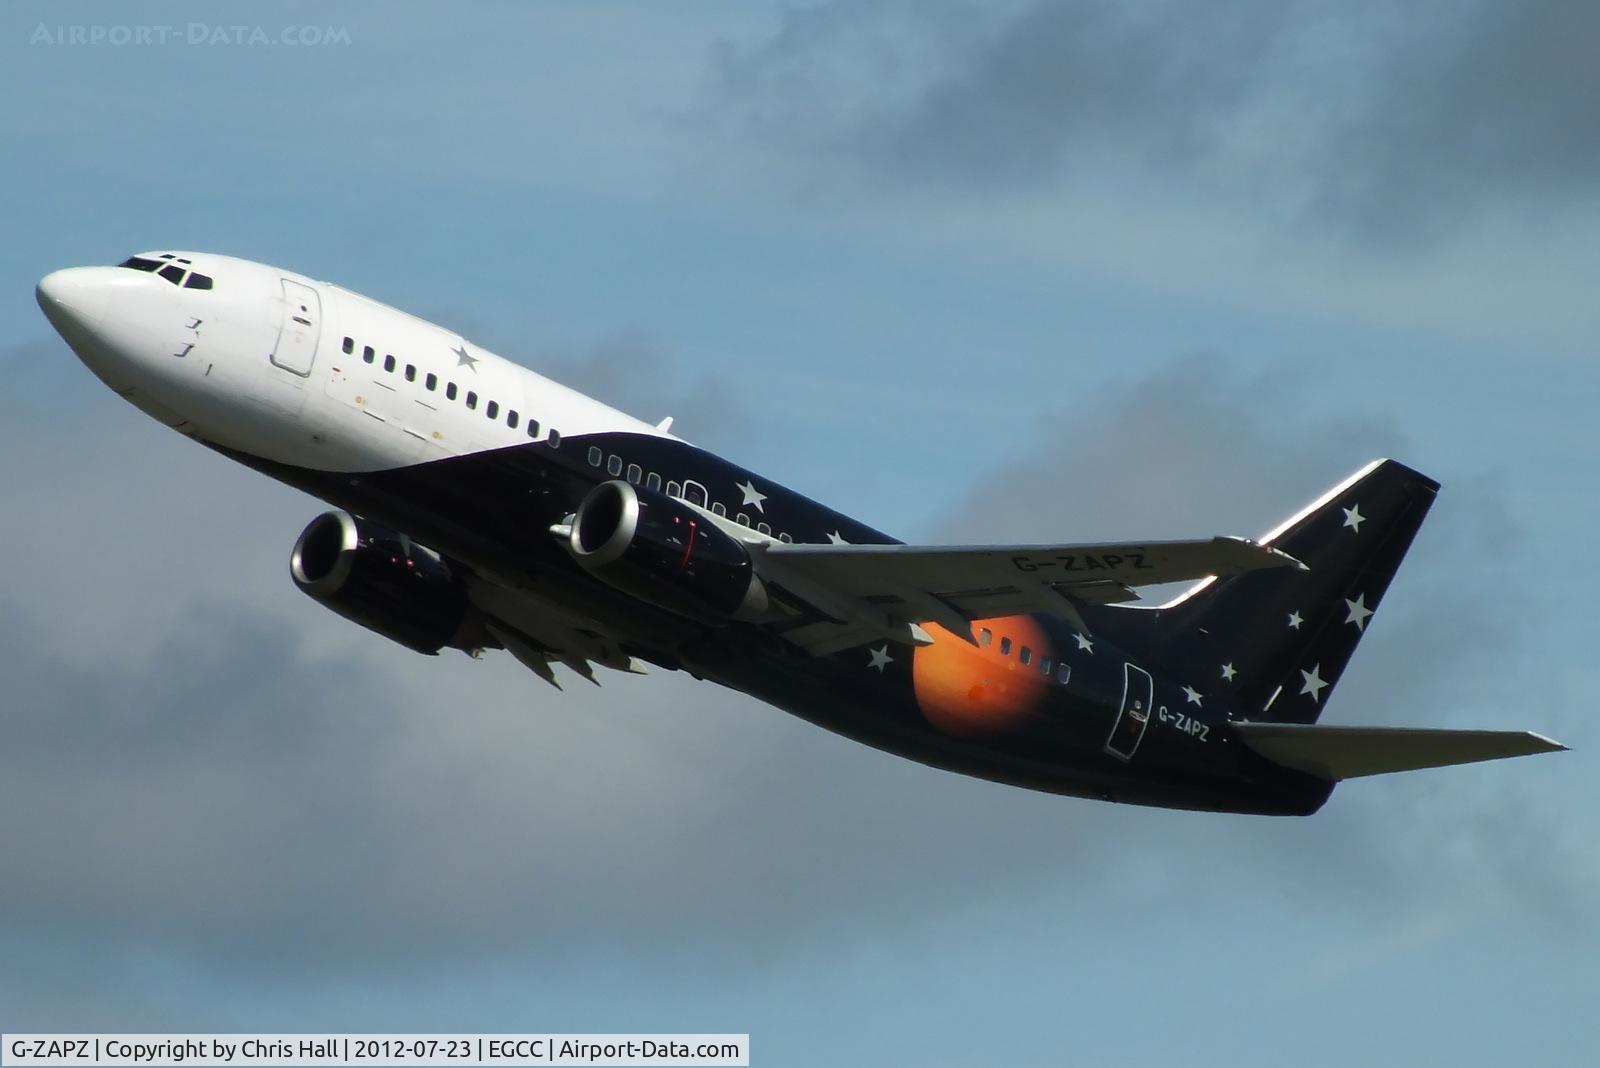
[912,615,1056,737]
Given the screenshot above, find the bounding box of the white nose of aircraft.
[36,266,116,338]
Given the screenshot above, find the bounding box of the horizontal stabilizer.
[1233,722,1567,780]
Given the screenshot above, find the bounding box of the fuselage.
[37,251,1333,815]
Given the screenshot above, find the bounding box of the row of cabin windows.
[977,627,1073,685]
[342,337,560,446]
[584,446,795,543]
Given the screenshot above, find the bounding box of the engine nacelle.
[290,511,472,655]
[567,480,769,622]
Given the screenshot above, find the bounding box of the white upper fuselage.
[36,250,670,475]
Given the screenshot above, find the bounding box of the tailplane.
[1232,722,1566,780]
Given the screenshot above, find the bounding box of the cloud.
[926,356,1397,543]
[708,1,1600,245]
[528,329,759,452]
[0,581,1146,975]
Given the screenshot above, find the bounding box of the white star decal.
[867,645,892,672]
[1182,685,1203,707]
[452,343,479,371]
[1287,610,1304,630]
[1074,633,1094,653]
[1220,662,1237,682]
[1299,664,1329,702]
[736,479,767,512]
[1342,504,1365,532]
[825,530,848,545]
[1344,593,1373,631]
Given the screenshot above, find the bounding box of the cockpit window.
[118,254,215,290]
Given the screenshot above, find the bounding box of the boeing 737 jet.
[35,251,1565,815]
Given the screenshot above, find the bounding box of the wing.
[753,537,1301,655]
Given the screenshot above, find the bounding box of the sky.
[1,2,1596,1064]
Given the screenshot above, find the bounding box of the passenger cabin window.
[667,481,682,498]
[607,455,623,476]
[1057,663,1071,685]
[588,446,603,467]
[626,463,642,484]
[507,410,519,429]
[757,522,771,535]
[999,636,1012,656]
[383,355,396,372]
[548,430,560,447]
[684,482,707,507]
[646,472,661,492]
[735,513,750,527]
[526,419,540,439]
[979,628,992,647]
[425,373,437,391]
[1020,646,1032,666]
[363,346,375,364]
[404,364,416,382]
[779,532,792,543]
[1040,656,1052,676]
[446,382,457,400]
[486,400,499,419]
[342,337,354,355]
[465,391,478,410]
[712,502,726,517]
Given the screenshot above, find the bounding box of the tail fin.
[1101,459,1439,723]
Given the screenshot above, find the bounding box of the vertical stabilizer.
[1100,460,1439,723]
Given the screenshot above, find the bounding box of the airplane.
[35,250,1565,816]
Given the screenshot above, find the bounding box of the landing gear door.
[1105,662,1154,761]
[271,278,321,377]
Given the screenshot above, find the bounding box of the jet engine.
[290,511,474,654]
[565,480,769,622]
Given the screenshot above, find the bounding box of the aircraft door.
[1105,662,1154,761]
[271,278,321,376]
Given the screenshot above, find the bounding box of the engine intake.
[567,480,768,622]
[291,511,472,654]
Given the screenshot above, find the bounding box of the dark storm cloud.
[710,0,1600,242]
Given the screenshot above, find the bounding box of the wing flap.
[1233,722,1567,780]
